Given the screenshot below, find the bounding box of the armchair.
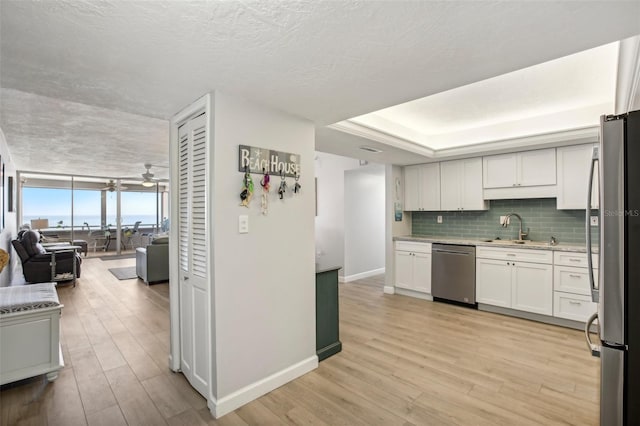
[11,230,82,284]
[136,236,168,284]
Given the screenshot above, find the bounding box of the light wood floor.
[0,260,600,425]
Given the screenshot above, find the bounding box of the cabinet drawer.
[553,251,598,269]
[476,246,552,264]
[395,241,431,254]
[553,292,597,322]
[554,265,598,295]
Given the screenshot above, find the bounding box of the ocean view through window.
[23,187,161,229]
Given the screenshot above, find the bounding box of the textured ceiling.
[1,1,640,173]
[0,89,169,179]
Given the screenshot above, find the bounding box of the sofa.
[136,236,169,284]
[11,230,82,284]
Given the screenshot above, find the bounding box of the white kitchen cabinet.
[403,163,440,211]
[517,149,557,187]
[557,144,599,210]
[554,265,598,295]
[412,252,432,294]
[483,153,517,189]
[395,251,414,289]
[440,158,488,211]
[476,258,512,308]
[553,251,598,322]
[484,148,556,188]
[483,148,556,199]
[553,292,597,322]
[476,247,552,315]
[511,262,553,315]
[394,242,431,294]
[403,165,421,211]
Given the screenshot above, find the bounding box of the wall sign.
[238,145,301,177]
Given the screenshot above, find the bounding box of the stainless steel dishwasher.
[431,244,476,306]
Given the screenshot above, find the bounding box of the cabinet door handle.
[569,274,582,278]
[569,258,581,262]
[569,301,582,306]
[507,253,516,257]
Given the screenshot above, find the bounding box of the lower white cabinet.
[553,292,597,322]
[395,242,431,294]
[476,258,512,308]
[511,262,553,315]
[552,252,598,322]
[476,247,553,315]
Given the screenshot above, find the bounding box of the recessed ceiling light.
[359,146,382,153]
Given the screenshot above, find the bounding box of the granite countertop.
[394,235,597,253]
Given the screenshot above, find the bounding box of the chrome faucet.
[503,212,529,241]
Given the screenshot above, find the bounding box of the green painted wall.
[411,198,598,244]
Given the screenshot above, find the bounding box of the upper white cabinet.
[483,148,557,199]
[403,163,440,211]
[440,158,488,211]
[483,153,518,188]
[557,144,599,210]
[484,149,556,188]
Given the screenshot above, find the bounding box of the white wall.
[343,164,386,281]
[211,92,317,407]
[314,152,359,275]
[0,128,18,287]
[384,165,412,293]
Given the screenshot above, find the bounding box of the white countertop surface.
[394,235,596,253]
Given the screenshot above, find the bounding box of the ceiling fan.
[141,163,168,187]
[102,179,127,192]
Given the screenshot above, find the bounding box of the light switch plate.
[239,215,249,233]
[437,215,443,224]
[590,216,599,226]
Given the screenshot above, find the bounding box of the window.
[106,191,160,228]
[22,187,72,230]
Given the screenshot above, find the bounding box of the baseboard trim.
[478,304,592,331]
[383,286,395,294]
[394,287,433,301]
[317,341,342,361]
[341,268,385,283]
[208,355,318,418]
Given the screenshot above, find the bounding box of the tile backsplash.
[411,198,598,245]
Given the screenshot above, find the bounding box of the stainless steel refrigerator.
[585,110,640,425]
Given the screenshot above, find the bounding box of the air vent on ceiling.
[359,146,382,153]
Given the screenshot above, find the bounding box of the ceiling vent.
[359,146,382,153]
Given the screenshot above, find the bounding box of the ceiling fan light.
[142,180,155,187]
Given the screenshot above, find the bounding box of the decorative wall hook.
[278,166,287,200]
[293,173,301,194]
[260,168,270,215]
[240,166,254,207]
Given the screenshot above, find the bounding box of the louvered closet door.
[178,112,210,398]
